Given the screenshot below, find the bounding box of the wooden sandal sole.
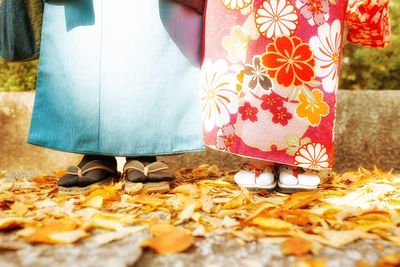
[57,176,118,195]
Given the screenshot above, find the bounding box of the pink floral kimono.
[201,0,390,170]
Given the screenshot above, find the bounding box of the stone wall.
[0,91,399,173]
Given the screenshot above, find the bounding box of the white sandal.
[234,164,277,190]
[277,165,321,193]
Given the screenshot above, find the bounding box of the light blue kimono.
[28,0,204,156]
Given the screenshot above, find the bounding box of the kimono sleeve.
[345,0,390,48]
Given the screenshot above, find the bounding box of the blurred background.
[0,2,399,173]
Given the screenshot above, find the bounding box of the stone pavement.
[0,227,398,267]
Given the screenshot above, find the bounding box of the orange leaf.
[252,217,293,230]
[53,170,67,177]
[291,258,327,267]
[281,237,311,256]
[172,184,200,198]
[357,260,374,267]
[31,176,58,185]
[377,254,400,267]
[26,218,79,244]
[150,224,177,237]
[283,192,323,209]
[10,202,28,217]
[0,217,25,230]
[281,210,322,226]
[141,228,194,254]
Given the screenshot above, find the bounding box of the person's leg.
[57,154,119,191]
[234,159,277,190]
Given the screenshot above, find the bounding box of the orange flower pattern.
[262,36,315,87]
[202,0,391,170]
[295,89,329,126]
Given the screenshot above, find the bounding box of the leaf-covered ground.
[0,166,399,267]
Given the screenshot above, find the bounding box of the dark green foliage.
[0,59,38,91]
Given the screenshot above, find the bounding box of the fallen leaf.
[172,184,200,198]
[0,178,14,191]
[357,260,374,267]
[201,195,214,213]
[84,195,104,209]
[141,228,194,254]
[377,253,400,267]
[252,217,293,230]
[90,214,126,231]
[0,217,25,230]
[150,224,176,236]
[10,201,28,216]
[48,229,88,244]
[26,218,80,244]
[128,195,164,206]
[31,176,58,185]
[291,258,327,267]
[177,201,198,222]
[315,230,378,248]
[281,237,311,256]
[284,192,323,209]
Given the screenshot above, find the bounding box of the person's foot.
[57,155,119,192]
[277,165,321,193]
[234,163,276,190]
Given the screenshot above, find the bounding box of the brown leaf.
[0,217,25,230]
[141,228,194,254]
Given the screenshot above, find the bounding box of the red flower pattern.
[260,93,284,112]
[272,106,293,126]
[238,102,258,122]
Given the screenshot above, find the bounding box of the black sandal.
[57,158,120,193]
[123,160,174,193]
